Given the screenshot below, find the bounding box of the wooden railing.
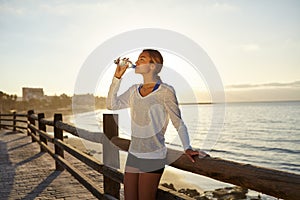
[0,111,299,200]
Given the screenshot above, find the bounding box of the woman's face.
[135,51,154,75]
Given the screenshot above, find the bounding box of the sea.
[70,101,300,198]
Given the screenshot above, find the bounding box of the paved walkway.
[0,129,106,200]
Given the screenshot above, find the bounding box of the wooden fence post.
[103,114,120,199]
[27,110,36,142]
[13,111,17,132]
[54,113,64,171]
[38,113,47,152]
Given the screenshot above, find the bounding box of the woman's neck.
[142,74,158,84]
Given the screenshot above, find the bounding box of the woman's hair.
[142,49,163,74]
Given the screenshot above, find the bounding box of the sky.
[1,0,300,102]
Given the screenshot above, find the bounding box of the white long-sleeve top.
[107,77,192,159]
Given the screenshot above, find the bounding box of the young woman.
[107,49,208,200]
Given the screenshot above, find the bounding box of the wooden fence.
[0,110,299,200]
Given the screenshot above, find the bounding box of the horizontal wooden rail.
[55,121,81,136]
[0,114,11,117]
[0,124,27,130]
[14,125,27,130]
[15,114,28,117]
[27,130,110,199]
[111,136,300,200]
[0,113,27,117]
[29,114,38,121]
[40,118,54,126]
[55,121,104,141]
[54,138,103,172]
[0,118,27,123]
[0,118,15,122]
[28,125,54,143]
[53,138,124,184]
[55,121,102,137]
[100,166,124,185]
[15,119,28,123]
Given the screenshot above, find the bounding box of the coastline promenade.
[1,111,299,200]
[0,129,107,200]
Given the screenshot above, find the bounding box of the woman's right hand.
[114,57,130,79]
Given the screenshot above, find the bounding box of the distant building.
[22,87,44,101]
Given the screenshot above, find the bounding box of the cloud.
[226,81,300,89]
[0,4,25,15]
[225,87,300,102]
[241,43,260,52]
[0,1,112,17]
[212,2,240,12]
[38,1,113,16]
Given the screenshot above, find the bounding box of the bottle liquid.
[114,58,136,68]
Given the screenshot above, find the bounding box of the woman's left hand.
[185,149,209,163]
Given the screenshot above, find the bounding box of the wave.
[256,146,300,154]
[218,141,300,155]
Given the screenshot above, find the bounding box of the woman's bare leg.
[124,166,139,200]
[138,172,163,200]
[124,172,139,200]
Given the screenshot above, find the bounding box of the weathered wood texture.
[54,114,64,171]
[103,114,120,199]
[38,113,47,152]
[27,110,36,142]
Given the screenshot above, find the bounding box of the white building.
[22,87,44,101]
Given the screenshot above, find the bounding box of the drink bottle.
[114,58,136,68]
